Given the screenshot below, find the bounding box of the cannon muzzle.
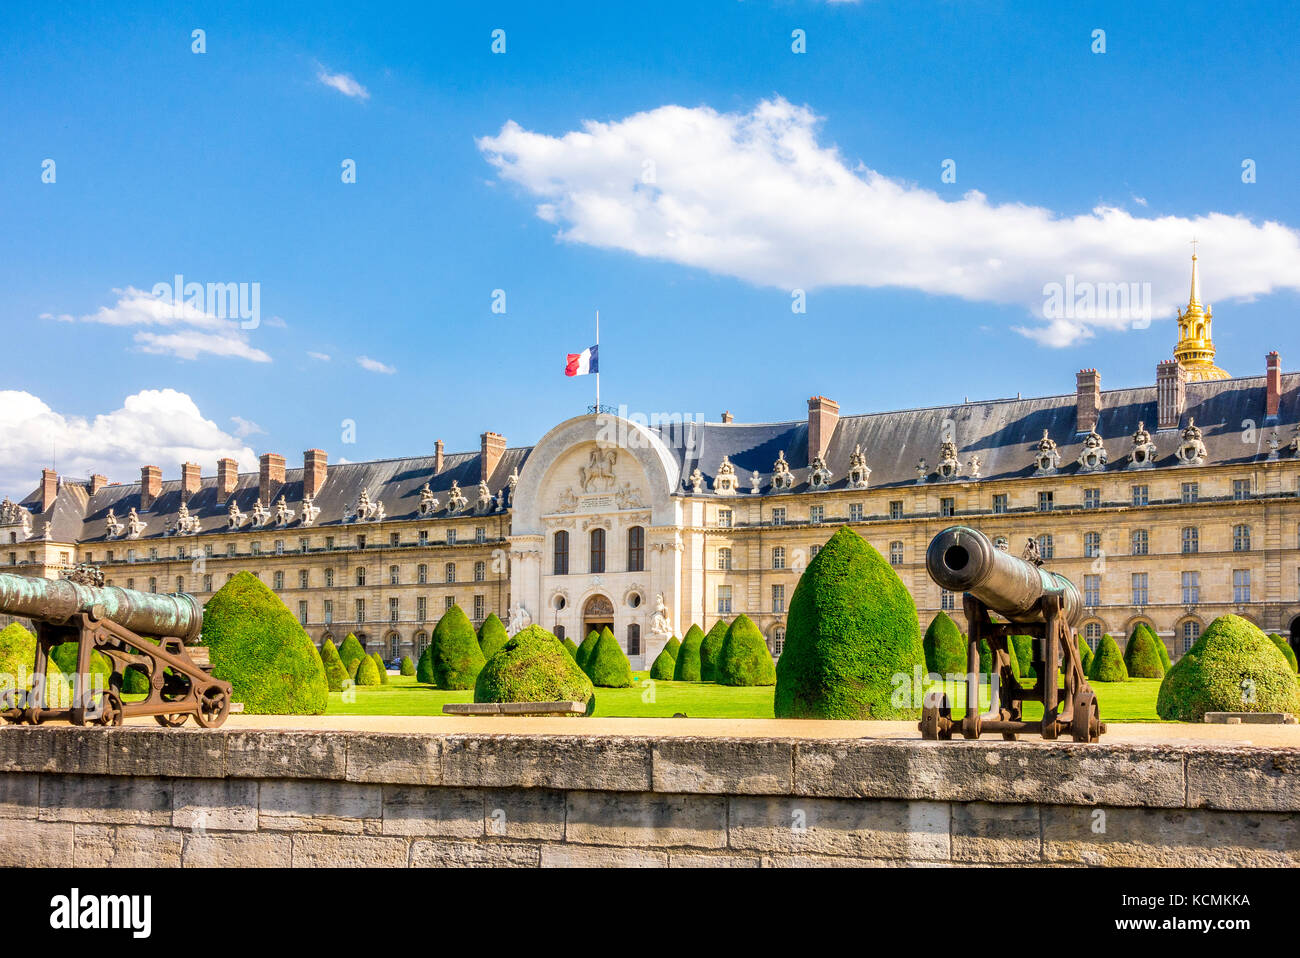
[0,571,202,643]
[926,526,1082,626]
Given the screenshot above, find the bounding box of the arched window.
[1233,524,1251,552]
[1180,620,1201,655]
[627,526,645,572]
[553,530,569,575]
[772,626,786,656]
[589,528,606,574]
[356,567,366,587]
[415,631,429,657]
[1084,621,1102,650]
[772,546,785,570]
[626,624,641,655]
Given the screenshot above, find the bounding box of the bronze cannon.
[0,566,231,728]
[920,526,1102,742]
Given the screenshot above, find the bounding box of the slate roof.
[10,371,1300,543]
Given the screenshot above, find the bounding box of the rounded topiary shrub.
[1077,636,1095,677]
[477,613,510,660]
[431,605,485,690]
[1088,634,1129,683]
[699,620,729,682]
[774,526,925,719]
[674,625,705,682]
[587,627,632,688]
[716,614,776,687]
[1010,635,1035,678]
[320,639,349,692]
[371,652,389,684]
[1157,615,1300,721]
[575,631,600,672]
[1123,625,1165,678]
[649,645,677,681]
[923,612,966,676]
[204,571,328,714]
[664,635,681,658]
[475,625,595,713]
[338,633,366,673]
[416,644,434,683]
[1269,634,1297,672]
[354,655,381,686]
[0,622,36,692]
[399,655,416,676]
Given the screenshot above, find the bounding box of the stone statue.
[1034,430,1060,475]
[1022,536,1043,567]
[648,593,672,640]
[750,470,762,495]
[251,499,271,527]
[966,455,982,479]
[301,495,320,526]
[446,481,468,514]
[506,603,532,635]
[915,458,928,484]
[1129,421,1157,469]
[770,451,794,490]
[712,456,737,495]
[125,507,147,539]
[104,509,123,539]
[1077,427,1108,472]
[1291,422,1300,458]
[808,455,833,490]
[579,446,618,493]
[688,467,704,494]
[175,500,201,535]
[614,482,644,509]
[1175,418,1207,466]
[227,498,246,529]
[847,445,871,489]
[418,483,439,516]
[273,495,294,526]
[476,480,493,513]
[1267,431,1281,462]
[555,487,579,513]
[936,439,960,480]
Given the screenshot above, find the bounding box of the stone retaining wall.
[0,727,1296,866]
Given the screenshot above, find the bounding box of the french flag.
[564,344,599,377]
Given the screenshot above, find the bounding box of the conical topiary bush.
[1088,634,1128,683]
[1010,635,1035,678]
[560,635,580,659]
[1153,632,1172,673]
[354,655,382,686]
[431,604,486,690]
[774,526,925,719]
[204,571,328,714]
[923,612,966,676]
[474,625,595,713]
[700,620,728,682]
[1158,615,1300,721]
[649,645,677,681]
[338,633,366,673]
[1268,634,1297,672]
[478,613,510,660]
[575,630,600,672]
[587,627,632,688]
[1077,635,1095,677]
[664,636,681,658]
[399,655,416,676]
[1123,624,1165,678]
[320,639,349,691]
[674,625,705,681]
[716,614,776,687]
[416,643,435,684]
[371,652,389,684]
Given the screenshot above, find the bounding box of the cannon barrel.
[925,526,1083,627]
[0,571,202,644]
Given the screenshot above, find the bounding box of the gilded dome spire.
[1173,245,1230,382]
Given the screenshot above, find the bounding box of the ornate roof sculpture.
[227,499,246,529]
[770,450,793,490]
[966,455,982,479]
[847,444,871,489]
[250,499,271,527]
[104,509,123,539]
[301,495,320,526]
[418,483,439,516]
[915,458,928,484]
[1129,421,1157,469]
[445,481,467,515]
[712,456,738,495]
[1076,427,1108,472]
[273,495,295,526]
[1174,249,1230,382]
[1175,418,1208,465]
[808,454,833,490]
[174,500,201,535]
[936,439,960,480]
[1033,430,1061,476]
[476,479,494,513]
[688,467,704,494]
[125,508,147,539]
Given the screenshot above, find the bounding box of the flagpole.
[595,309,600,412]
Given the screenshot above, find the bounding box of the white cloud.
[0,389,257,499]
[478,98,1300,346]
[316,66,370,100]
[307,351,332,362]
[356,355,395,374]
[43,287,271,362]
[230,416,266,439]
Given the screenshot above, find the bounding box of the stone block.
[0,773,39,819]
[441,734,651,792]
[565,790,727,849]
[73,823,184,867]
[0,819,74,866]
[259,779,382,833]
[380,786,483,838]
[346,733,441,785]
[653,738,792,795]
[727,796,950,862]
[106,728,223,778]
[539,844,668,867]
[668,851,763,867]
[39,774,172,825]
[410,840,540,867]
[1186,749,1300,812]
[183,831,294,867]
[952,802,1042,863]
[291,832,411,867]
[482,788,566,841]
[172,778,258,831]
[0,727,108,775]
[225,730,347,779]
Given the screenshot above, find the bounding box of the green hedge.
[1123,624,1165,678]
[715,614,776,687]
[575,630,600,672]
[674,625,705,682]
[354,655,382,686]
[649,645,677,680]
[586,627,632,688]
[923,612,966,676]
[338,633,366,672]
[320,639,348,691]
[371,652,389,684]
[0,623,36,692]
[1089,634,1129,683]
[416,644,435,684]
[699,620,729,682]
[431,605,485,690]
[1077,636,1094,676]
[1010,635,1035,678]
[1158,615,1300,721]
[474,625,595,713]
[399,655,416,677]
[774,526,925,719]
[1268,634,1298,672]
[204,571,328,714]
[477,613,510,660]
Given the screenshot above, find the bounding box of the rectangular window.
[1182,571,1200,605]
[476,527,486,544]
[1233,478,1251,500]
[445,562,456,583]
[991,494,1008,515]
[356,535,365,549]
[474,595,485,622]
[771,584,785,614]
[416,596,426,621]
[1233,525,1252,552]
[1083,574,1101,607]
[810,544,821,560]
[1037,534,1054,560]
[717,548,732,571]
[389,597,399,623]
[940,497,955,518]
[809,505,824,524]
[389,565,400,585]
[274,540,284,555]
[299,537,309,553]
[298,600,308,625]
[446,529,456,546]
[355,599,365,623]
[1083,488,1100,509]
[1131,529,1148,556]
[940,589,955,611]
[417,564,427,585]
[717,509,733,528]
[1084,531,1101,558]
[626,526,645,572]
[771,507,787,525]
[202,574,212,592]
[1037,491,1053,512]
[772,546,785,570]
[1233,569,1251,604]
[889,541,903,566]
[390,532,400,547]
[445,596,454,611]
[890,500,904,520]
[1181,482,1199,504]
[717,585,732,615]
[325,536,334,551]
[273,571,284,590]
[323,600,333,624]
[1131,572,1149,606]
[1131,485,1149,507]
[474,561,485,582]
[325,568,335,587]
[1181,527,1199,554]
[418,530,429,546]
[848,503,864,522]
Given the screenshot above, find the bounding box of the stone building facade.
[4,259,1299,666]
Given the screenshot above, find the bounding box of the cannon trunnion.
[0,569,231,729]
[921,526,1103,743]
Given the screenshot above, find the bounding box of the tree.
[1088,635,1129,683]
[674,625,705,682]
[587,627,632,688]
[1123,624,1165,678]
[715,614,776,686]
[1158,615,1300,721]
[1077,635,1095,676]
[370,652,389,684]
[478,613,510,660]
[320,639,349,691]
[338,633,366,673]
[399,655,416,676]
[575,630,600,673]
[416,643,435,684]
[354,655,382,686]
[774,526,925,719]
[1269,634,1298,672]
[474,625,595,713]
[699,620,729,681]
[923,612,966,676]
[649,645,677,680]
[430,605,486,690]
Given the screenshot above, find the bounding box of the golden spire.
[1173,244,1230,381]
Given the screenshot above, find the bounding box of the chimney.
[721,410,734,424]
[181,462,201,500]
[807,396,840,463]
[1156,360,1187,430]
[1076,368,1102,433]
[140,465,162,511]
[259,453,285,504]
[88,474,108,496]
[217,458,238,500]
[1266,351,1281,420]
[481,432,506,483]
[434,439,445,475]
[304,449,328,499]
[40,469,58,513]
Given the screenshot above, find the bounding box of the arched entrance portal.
[583,594,614,641]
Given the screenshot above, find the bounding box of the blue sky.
[2,0,1299,495]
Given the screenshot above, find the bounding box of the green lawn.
[328,672,1167,722]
